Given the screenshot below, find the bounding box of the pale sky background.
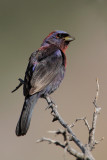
[0,0,107,160]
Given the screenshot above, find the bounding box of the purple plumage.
[16,30,75,136]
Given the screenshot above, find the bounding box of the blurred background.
[0,0,107,159]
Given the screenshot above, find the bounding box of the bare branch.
[37,79,102,160]
[44,95,85,154]
[70,117,90,131]
[44,96,96,160]
[83,117,91,131]
[37,137,65,148]
[94,137,104,145]
[37,137,84,159]
[93,78,99,106]
[88,78,101,150]
[48,129,67,141]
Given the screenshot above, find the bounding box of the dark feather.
[23,44,66,96]
[15,30,73,136]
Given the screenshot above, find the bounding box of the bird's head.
[41,30,75,52]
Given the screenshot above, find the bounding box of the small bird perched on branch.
[15,30,75,136]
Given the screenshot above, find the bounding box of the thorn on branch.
[36,137,84,159]
[43,95,86,154]
[36,137,65,148]
[69,136,73,141]
[38,79,103,160]
[48,129,70,143]
[52,116,58,122]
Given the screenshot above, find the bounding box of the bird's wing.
[29,49,63,95]
[23,48,64,96]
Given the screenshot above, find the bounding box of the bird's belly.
[43,67,65,95]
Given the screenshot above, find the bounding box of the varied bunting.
[16,30,75,136]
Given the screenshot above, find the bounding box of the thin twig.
[48,129,67,141]
[70,117,90,131]
[93,78,99,107]
[88,78,101,150]
[37,137,84,159]
[94,137,104,145]
[37,137,65,148]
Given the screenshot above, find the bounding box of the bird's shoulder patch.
[31,44,59,61]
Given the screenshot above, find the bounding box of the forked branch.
[37,79,103,160]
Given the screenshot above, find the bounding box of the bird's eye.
[56,33,69,39]
[56,34,62,38]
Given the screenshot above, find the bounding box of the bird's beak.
[64,35,75,42]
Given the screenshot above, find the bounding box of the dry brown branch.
[70,117,90,131]
[44,96,86,153]
[88,78,102,150]
[48,129,68,141]
[37,137,84,159]
[37,79,103,160]
[37,137,65,148]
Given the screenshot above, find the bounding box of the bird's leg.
[11,78,24,93]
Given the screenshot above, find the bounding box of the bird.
[15,30,75,136]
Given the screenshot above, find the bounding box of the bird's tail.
[16,94,39,136]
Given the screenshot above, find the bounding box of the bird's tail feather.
[16,94,39,136]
